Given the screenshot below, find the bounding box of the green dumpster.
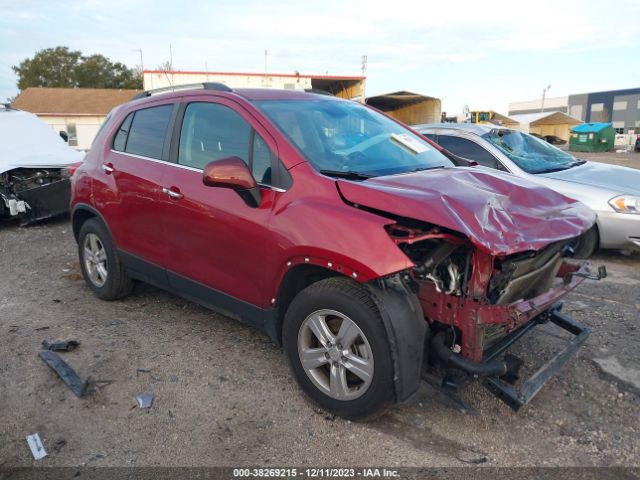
[569,122,615,152]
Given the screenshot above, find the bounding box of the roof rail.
[132,82,232,100]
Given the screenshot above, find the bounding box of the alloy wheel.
[83,233,108,287]
[297,309,374,400]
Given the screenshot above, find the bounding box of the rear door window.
[118,105,173,159]
[113,113,133,151]
[437,135,500,169]
[421,133,437,142]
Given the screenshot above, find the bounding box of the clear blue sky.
[1,0,639,114]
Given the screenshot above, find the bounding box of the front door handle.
[162,187,184,200]
[102,163,115,174]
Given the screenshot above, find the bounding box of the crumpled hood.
[538,161,640,195]
[337,168,596,255]
[0,110,83,174]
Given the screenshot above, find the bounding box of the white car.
[414,123,640,257]
[0,107,83,224]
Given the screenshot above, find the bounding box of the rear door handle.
[102,163,115,174]
[162,187,184,200]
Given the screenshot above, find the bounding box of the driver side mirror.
[202,156,261,207]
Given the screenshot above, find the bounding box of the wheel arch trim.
[366,277,428,402]
[71,203,114,244]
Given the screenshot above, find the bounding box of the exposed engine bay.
[386,220,591,359]
[0,167,72,224]
[388,221,574,305]
[382,217,603,410]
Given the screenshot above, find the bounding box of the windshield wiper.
[532,166,572,174]
[568,160,586,168]
[319,169,372,180]
[413,166,445,172]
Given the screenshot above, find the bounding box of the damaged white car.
[0,107,83,224]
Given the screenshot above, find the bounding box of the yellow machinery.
[469,111,496,125]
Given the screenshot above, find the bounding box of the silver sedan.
[414,123,640,257]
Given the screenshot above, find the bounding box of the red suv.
[71,84,600,419]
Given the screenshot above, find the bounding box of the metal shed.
[366,91,441,125]
[569,122,615,152]
[143,70,366,100]
[510,111,583,142]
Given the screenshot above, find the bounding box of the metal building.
[365,91,441,125]
[568,87,640,134]
[143,70,365,100]
[510,111,583,142]
[509,87,640,134]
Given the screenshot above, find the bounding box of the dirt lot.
[563,149,640,170]
[1,217,638,469]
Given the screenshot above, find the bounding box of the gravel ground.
[0,218,639,468]
[564,149,640,169]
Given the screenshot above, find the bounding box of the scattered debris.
[168,374,178,383]
[38,350,89,397]
[53,438,67,453]
[456,453,488,464]
[592,356,640,393]
[136,393,154,409]
[34,326,50,331]
[42,340,79,352]
[136,368,151,376]
[52,299,61,303]
[110,320,123,326]
[324,414,335,421]
[26,433,47,460]
[90,379,113,389]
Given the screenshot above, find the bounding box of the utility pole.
[132,48,144,72]
[361,55,368,104]
[264,50,268,73]
[169,44,173,70]
[541,84,551,112]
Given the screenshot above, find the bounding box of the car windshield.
[255,99,453,178]
[482,129,581,174]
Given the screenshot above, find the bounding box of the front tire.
[78,218,134,300]
[572,225,599,259]
[283,277,394,419]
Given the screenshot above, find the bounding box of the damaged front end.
[0,167,72,225]
[387,221,604,410]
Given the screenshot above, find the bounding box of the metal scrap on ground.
[26,433,47,460]
[41,339,79,352]
[136,393,155,409]
[38,350,89,397]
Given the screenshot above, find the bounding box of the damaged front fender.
[366,275,427,402]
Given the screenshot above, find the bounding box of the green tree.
[12,47,81,90]
[12,47,142,90]
[75,54,141,89]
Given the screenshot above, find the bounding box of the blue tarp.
[571,122,612,133]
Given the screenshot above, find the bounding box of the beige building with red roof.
[12,87,139,150]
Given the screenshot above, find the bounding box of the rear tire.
[283,277,394,420]
[78,218,134,300]
[572,225,599,259]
